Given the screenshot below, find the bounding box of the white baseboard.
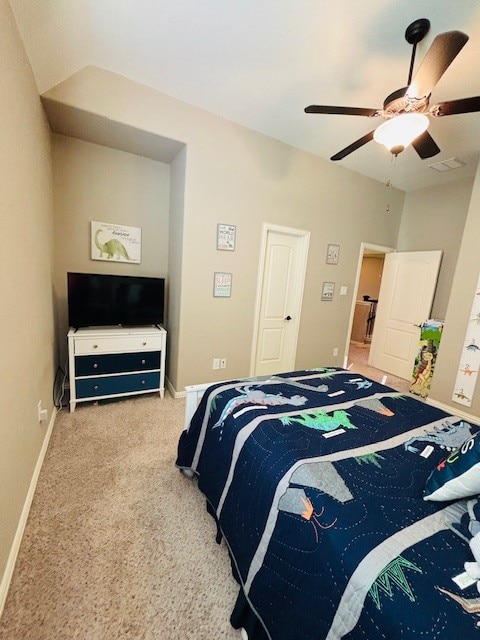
[426,397,480,423]
[166,376,186,399]
[0,407,57,617]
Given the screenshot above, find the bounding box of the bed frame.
[184,382,213,429]
[183,382,249,640]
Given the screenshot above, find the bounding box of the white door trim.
[250,223,310,376]
[343,242,395,368]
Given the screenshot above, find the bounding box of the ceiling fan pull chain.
[384,154,398,212]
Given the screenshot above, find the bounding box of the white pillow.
[424,431,480,502]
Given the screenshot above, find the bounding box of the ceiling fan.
[305,18,480,161]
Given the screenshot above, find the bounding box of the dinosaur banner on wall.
[410,320,444,399]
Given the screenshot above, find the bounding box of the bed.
[176,367,480,639]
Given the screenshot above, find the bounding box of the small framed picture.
[217,224,236,251]
[321,281,335,301]
[326,243,340,265]
[213,272,232,297]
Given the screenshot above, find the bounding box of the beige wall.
[0,0,55,597]
[43,66,405,391]
[430,162,480,417]
[397,177,473,320]
[51,134,171,365]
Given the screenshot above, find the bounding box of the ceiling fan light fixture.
[373,113,429,155]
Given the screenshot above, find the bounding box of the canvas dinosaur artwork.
[94,228,130,261]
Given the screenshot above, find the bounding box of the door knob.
[284,315,292,321]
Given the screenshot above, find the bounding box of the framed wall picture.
[321,281,335,301]
[326,243,340,265]
[91,221,141,264]
[213,272,232,297]
[217,223,236,251]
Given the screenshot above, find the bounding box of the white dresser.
[67,325,166,412]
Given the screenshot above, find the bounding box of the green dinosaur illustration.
[280,409,356,432]
[369,556,422,610]
[209,394,221,416]
[354,452,385,467]
[94,229,130,260]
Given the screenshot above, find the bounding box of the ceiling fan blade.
[430,96,480,116]
[305,105,378,117]
[411,130,441,159]
[406,30,469,99]
[330,130,375,161]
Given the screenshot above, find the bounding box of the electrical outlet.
[37,401,48,422]
[213,358,220,370]
[220,358,227,369]
[333,347,338,356]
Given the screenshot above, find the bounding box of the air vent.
[429,157,466,172]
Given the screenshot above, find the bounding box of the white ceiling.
[9,0,480,191]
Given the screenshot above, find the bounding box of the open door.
[369,250,442,380]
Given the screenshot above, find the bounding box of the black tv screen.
[67,272,165,328]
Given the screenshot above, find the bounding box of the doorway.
[344,244,442,393]
[344,243,403,389]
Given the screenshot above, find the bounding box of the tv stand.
[67,325,166,412]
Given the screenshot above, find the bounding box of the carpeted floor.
[0,356,414,639]
[0,393,240,640]
[347,342,413,395]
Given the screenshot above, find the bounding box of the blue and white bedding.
[176,368,480,639]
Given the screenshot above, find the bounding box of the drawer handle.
[94,385,99,390]
[141,359,146,365]
[141,380,145,385]
[142,341,147,346]
[93,344,98,349]
[93,363,98,369]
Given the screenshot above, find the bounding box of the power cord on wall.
[53,361,68,411]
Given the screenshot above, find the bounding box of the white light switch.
[340,286,348,296]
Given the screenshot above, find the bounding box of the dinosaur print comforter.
[176,368,480,639]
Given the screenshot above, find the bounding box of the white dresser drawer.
[74,335,163,355]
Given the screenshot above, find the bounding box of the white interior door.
[369,250,442,380]
[251,225,310,376]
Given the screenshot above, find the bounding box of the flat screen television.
[67,272,165,328]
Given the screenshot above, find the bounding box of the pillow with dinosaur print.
[424,429,480,501]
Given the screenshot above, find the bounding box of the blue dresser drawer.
[75,351,160,376]
[75,372,160,399]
